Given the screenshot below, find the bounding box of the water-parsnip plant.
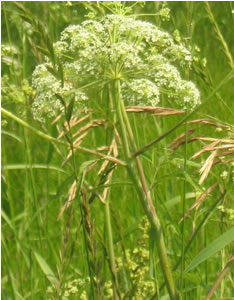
[31,12,202,300]
[3,2,234,300]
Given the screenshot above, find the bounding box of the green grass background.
[2,2,234,299]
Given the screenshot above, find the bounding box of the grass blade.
[34,251,59,287]
[184,226,234,273]
[1,130,23,143]
[2,164,66,173]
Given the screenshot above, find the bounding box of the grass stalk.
[105,194,120,300]
[1,107,126,167]
[157,190,227,295]
[180,117,188,299]
[204,1,233,68]
[112,80,178,300]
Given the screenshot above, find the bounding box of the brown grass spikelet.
[114,128,121,146]
[52,109,93,125]
[188,118,229,129]
[97,138,118,203]
[62,131,89,166]
[169,129,197,150]
[98,138,118,175]
[72,119,106,139]
[57,113,91,139]
[197,137,234,144]
[96,146,109,152]
[125,105,185,116]
[199,150,217,185]
[179,182,218,223]
[205,256,234,300]
[58,180,77,219]
[192,140,221,159]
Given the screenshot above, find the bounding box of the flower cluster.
[45,217,156,299]
[2,75,33,105]
[113,216,155,299]
[32,63,88,122]
[46,277,90,300]
[217,205,234,221]
[122,79,160,106]
[32,14,200,121]
[2,44,20,69]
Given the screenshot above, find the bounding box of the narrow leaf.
[184,226,234,273]
[14,2,27,14]
[1,210,14,231]
[165,193,196,210]
[66,96,75,122]
[46,65,57,77]
[1,130,23,143]
[55,94,66,108]
[34,251,59,287]
[20,14,33,24]
[36,21,46,41]
[36,45,50,57]
[47,125,57,164]
[46,34,55,65]
[58,61,64,88]
[2,164,66,173]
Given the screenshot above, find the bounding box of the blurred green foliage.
[1,2,234,299]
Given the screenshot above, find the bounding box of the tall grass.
[2,2,234,300]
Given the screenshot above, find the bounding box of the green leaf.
[58,61,64,88]
[46,33,55,65]
[55,94,66,108]
[165,192,196,210]
[184,226,234,273]
[47,124,57,164]
[78,160,97,175]
[52,175,74,200]
[36,45,50,57]
[34,251,59,287]
[1,130,23,143]
[20,14,33,25]
[66,96,75,122]
[9,271,24,300]
[36,21,46,41]
[46,65,57,78]
[1,210,14,231]
[14,2,27,14]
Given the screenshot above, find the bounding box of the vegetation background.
[1,1,234,300]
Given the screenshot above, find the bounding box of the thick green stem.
[112,80,178,300]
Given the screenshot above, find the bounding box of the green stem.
[180,116,188,297]
[105,195,120,300]
[204,1,233,68]
[112,80,178,300]
[156,190,226,296]
[1,107,125,167]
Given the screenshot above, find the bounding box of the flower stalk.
[105,195,120,300]
[112,80,178,300]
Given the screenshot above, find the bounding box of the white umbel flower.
[32,15,200,121]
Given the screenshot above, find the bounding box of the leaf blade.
[34,251,59,287]
[184,226,234,273]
